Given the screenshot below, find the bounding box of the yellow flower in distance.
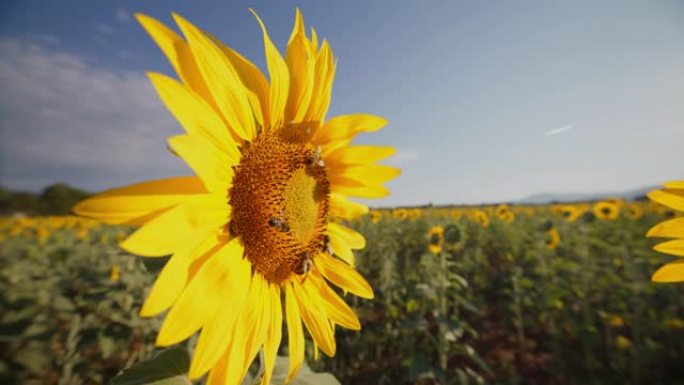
[74,10,399,384]
[546,228,561,250]
[369,210,382,224]
[625,203,644,220]
[593,200,619,221]
[495,204,515,223]
[646,181,684,282]
[392,208,408,220]
[558,204,582,223]
[427,225,444,255]
[471,210,489,228]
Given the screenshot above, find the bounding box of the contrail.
[543,124,572,136]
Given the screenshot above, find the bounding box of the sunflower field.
[2,199,683,385]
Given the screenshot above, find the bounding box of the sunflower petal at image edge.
[73,9,400,385]
[646,181,684,282]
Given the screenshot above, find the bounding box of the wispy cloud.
[386,150,420,166]
[94,23,114,35]
[0,38,184,192]
[543,124,572,137]
[115,8,131,23]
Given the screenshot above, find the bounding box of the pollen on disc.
[229,128,329,284]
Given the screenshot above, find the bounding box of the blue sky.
[1,0,683,206]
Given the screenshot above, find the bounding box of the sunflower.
[557,204,582,223]
[471,210,489,228]
[646,181,684,282]
[443,223,464,252]
[74,10,399,384]
[593,201,620,221]
[392,208,408,220]
[625,203,644,220]
[546,228,561,250]
[495,204,515,224]
[427,225,444,255]
[369,210,383,224]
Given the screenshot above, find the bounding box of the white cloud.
[0,38,187,192]
[115,8,131,23]
[543,124,572,136]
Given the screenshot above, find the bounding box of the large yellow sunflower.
[646,181,684,282]
[74,9,399,384]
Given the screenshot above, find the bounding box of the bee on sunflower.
[74,9,398,384]
[646,181,684,282]
[593,200,620,221]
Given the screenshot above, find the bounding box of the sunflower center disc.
[229,128,330,284]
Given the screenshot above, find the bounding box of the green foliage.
[110,346,191,385]
[1,209,683,384]
[0,184,91,215]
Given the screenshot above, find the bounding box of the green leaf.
[110,346,191,385]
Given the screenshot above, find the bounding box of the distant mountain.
[516,185,656,204]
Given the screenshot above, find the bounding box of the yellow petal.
[206,276,266,385]
[260,284,283,385]
[328,165,401,186]
[168,135,236,193]
[647,217,684,238]
[328,230,355,266]
[648,189,684,212]
[173,13,256,141]
[293,280,336,357]
[310,273,361,331]
[663,180,684,190]
[316,252,374,299]
[121,199,226,257]
[73,177,205,225]
[146,72,234,150]
[329,193,369,219]
[250,9,290,130]
[156,238,245,346]
[135,13,214,104]
[329,223,366,249]
[325,145,396,168]
[654,239,684,257]
[234,274,270,384]
[305,40,335,123]
[312,114,388,145]
[188,250,252,379]
[652,260,684,282]
[140,233,223,317]
[211,37,270,129]
[331,183,390,199]
[285,9,315,123]
[285,283,305,383]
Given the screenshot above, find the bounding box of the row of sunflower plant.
[2,188,682,384]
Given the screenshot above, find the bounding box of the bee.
[294,252,315,276]
[239,140,251,153]
[322,234,333,255]
[268,217,290,233]
[306,146,324,167]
